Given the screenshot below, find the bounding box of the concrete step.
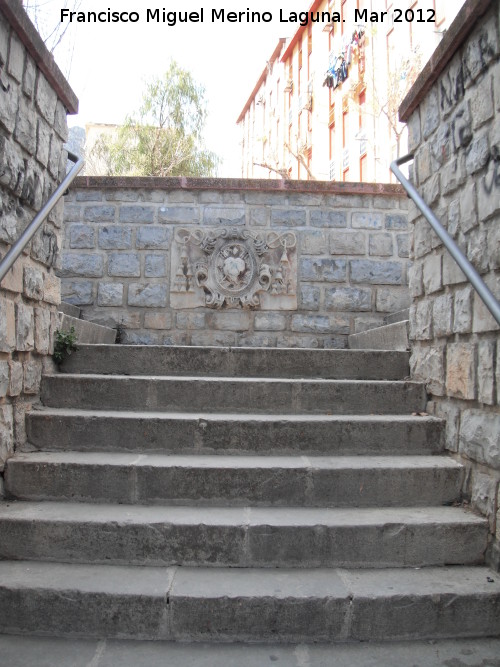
[5,452,464,508]
[3,636,500,667]
[26,409,445,456]
[58,314,116,345]
[349,321,409,351]
[58,301,81,318]
[0,502,487,568]
[40,375,427,415]
[60,345,410,380]
[0,561,498,642]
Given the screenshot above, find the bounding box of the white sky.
[35,0,308,176]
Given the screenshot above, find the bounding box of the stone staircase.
[1,344,499,647]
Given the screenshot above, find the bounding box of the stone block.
[0,298,16,353]
[15,303,34,351]
[22,266,43,301]
[408,262,424,298]
[478,160,500,222]
[277,334,319,348]
[0,362,8,398]
[497,344,500,406]
[465,132,490,175]
[158,206,200,225]
[453,286,473,333]
[375,289,410,313]
[61,280,94,306]
[460,410,500,470]
[478,340,496,406]
[270,209,306,227]
[15,96,37,154]
[414,219,432,259]
[34,308,51,355]
[470,74,494,130]
[8,33,24,83]
[473,274,500,333]
[421,86,440,139]
[8,361,23,398]
[423,254,442,294]
[254,313,287,331]
[249,207,268,227]
[432,293,453,337]
[0,77,18,133]
[97,283,123,307]
[330,231,366,255]
[191,331,236,346]
[443,253,467,286]
[175,312,206,330]
[447,343,476,400]
[203,207,245,226]
[70,224,95,249]
[35,73,57,124]
[351,212,383,229]
[136,226,170,249]
[299,285,320,311]
[325,287,371,312]
[447,199,460,239]
[238,334,277,347]
[385,214,407,230]
[43,273,60,306]
[60,255,103,278]
[487,221,500,270]
[369,233,393,257]
[98,226,132,250]
[350,260,403,285]
[105,191,140,203]
[53,100,68,141]
[128,284,167,308]
[76,191,102,202]
[459,181,478,232]
[0,404,14,466]
[422,173,440,206]
[0,11,9,66]
[471,471,499,532]
[301,231,328,255]
[467,226,489,273]
[23,359,42,395]
[144,312,172,330]
[119,206,155,224]
[409,345,445,396]
[430,122,452,168]
[145,255,167,278]
[108,253,140,278]
[310,210,347,228]
[396,235,409,258]
[83,206,115,223]
[353,315,384,333]
[407,108,421,152]
[63,205,81,223]
[433,400,460,452]
[291,314,349,335]
[208,311,252,332]
[300,258,346,282]
[411,300,433,341]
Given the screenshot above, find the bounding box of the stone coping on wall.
[399,0,493,123]
[73,176,406,196]
[0,0,78,114]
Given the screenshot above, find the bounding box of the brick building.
[237,0,464,182]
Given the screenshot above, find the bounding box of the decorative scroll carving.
[170,227,297,310]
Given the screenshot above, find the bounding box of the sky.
[30,0,309,176]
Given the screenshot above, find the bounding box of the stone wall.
[400,0,500,566]
[61,179,410,348]
[0,1,77,476]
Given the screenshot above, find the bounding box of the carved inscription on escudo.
[170,227,297,310]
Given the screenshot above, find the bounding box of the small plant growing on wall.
[53,327,78,365]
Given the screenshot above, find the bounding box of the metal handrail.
[0,150,84,284]
[391,153,500,326]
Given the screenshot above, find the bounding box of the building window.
[329,122,335,161]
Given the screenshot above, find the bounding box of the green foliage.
[89,61,219,177]
[53,327,78,365]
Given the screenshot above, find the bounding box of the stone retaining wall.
[0,1,77,470]
[400,0,500,566]
[61,180,410,348]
